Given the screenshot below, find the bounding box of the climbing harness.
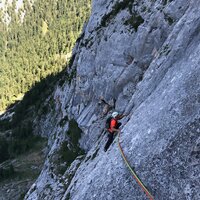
[117,131,154,200]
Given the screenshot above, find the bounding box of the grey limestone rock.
[25,0,200,199]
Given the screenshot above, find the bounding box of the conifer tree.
[0,0,91,111]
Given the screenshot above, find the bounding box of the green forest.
[0,0,91,111]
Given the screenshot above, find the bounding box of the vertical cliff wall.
[25,0,200,199]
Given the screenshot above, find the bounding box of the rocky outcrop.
[25,0,200,200]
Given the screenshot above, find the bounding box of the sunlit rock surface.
[25,0,200,199]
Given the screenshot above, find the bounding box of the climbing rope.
[117,131,154,200]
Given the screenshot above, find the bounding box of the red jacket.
[108,118,118,133]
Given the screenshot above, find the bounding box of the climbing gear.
[112,111,119,118]
[105,116,112,130]
[118,131,154,200]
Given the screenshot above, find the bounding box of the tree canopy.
[0,0,91,111]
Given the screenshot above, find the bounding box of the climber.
[104,111,125,152]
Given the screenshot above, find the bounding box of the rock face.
[25,0,200,200]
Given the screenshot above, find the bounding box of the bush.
[100,0,133,28]
[0,136,9,163]
[124,15,144,31]
[0,119,11,131]
[0,164,15,181]
[55,119,85,175]
[66,119,82,145]
[8,135,42,157]
[12,121,33,139]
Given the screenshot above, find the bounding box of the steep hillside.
[0,0,91,111]
[3,0,200,199]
